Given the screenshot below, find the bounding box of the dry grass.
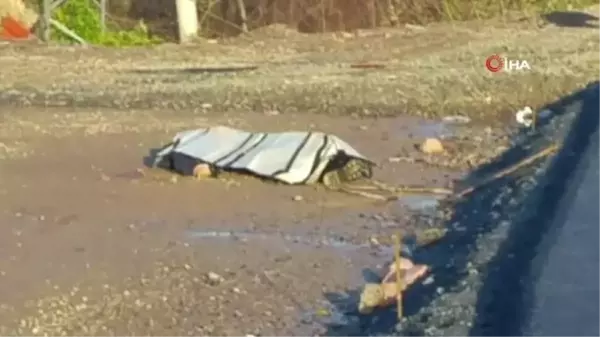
[98,0,600,37]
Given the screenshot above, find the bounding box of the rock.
[420,138,445,154]
[292,195,304,201]
[369,236,380,246]
[206,272,224,285]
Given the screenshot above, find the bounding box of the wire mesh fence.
[118,0,446,39]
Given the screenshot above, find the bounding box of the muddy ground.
[0,13,598,336]
[0,108,483,335]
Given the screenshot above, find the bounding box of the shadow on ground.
[469,82,599,335]
[128,66,259,75]
[542,11,599,28]
[317,81,600,336]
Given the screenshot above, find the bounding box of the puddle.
[187,230,372,251]
[397,194,441,214]
[186,229,423,335]
[415,120,455,139]
[184,229,424,259]
[187,229,392,325]
[392,115,470,139]
[297,300,362,335]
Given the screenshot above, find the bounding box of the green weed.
[51,0,161,46]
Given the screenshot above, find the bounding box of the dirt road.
[0,107,475,335]
[0,14,597,335]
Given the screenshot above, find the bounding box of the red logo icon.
[485,55,504,72]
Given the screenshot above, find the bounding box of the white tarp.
[152,126,372,184]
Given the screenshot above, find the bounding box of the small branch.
[456,143,560,198]
[392,234,403,320]
[337,187,390,201]
[352,180,453,195]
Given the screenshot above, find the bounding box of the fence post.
[100,0,106,32]
[41,0,51,41]
[235,0,248,33]
[175,0,199,43]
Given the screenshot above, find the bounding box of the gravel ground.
[308,82,598,336]
[0,19,597,122]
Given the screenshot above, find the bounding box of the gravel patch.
[0,24,596,121]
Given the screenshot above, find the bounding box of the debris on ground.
[456,143,560,198]
[515,106,554,129]
[358,257,429,314]
[0,0,37,34]
[415,227,448,247]
[0,15,32,40]
[515,106,534,127]
[420,138,445,154]
[206,271,225,285]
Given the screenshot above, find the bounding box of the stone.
[206,271,224,285]
[420,138,445,154]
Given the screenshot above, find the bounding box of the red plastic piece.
[1,16,32,40]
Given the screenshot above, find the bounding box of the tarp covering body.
[152,126,373,185]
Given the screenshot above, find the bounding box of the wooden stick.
[456,143,559,198]
[374,180,452,194]
[392,234,403,320]
[338,187,390,201]
[351,180,453,195]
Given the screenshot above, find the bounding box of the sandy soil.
[0,13,597,336]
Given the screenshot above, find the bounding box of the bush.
[52,0,161,46]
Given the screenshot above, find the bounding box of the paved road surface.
[523,86,599,336]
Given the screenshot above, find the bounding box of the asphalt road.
[345,83,600,337]
[523,94,599,336]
